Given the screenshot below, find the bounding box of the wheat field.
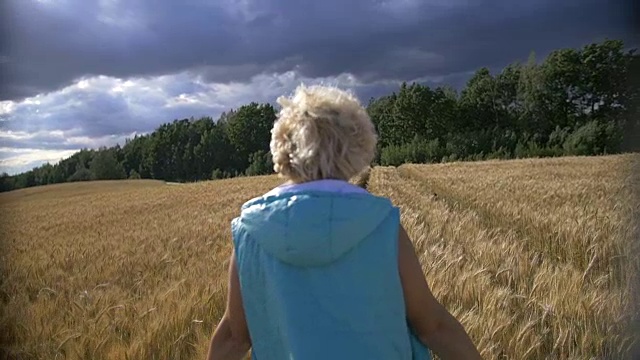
[1,154,638,359]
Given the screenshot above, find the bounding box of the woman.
[206,84,482,359]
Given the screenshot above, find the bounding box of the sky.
[0,0,637,175]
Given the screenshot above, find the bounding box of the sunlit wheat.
[1,154,638,359]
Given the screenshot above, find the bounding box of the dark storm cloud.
[3,0,637,101]
[2,0,241,100]
[292,0,638,83]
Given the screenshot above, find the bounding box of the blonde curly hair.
[270,84,377,183]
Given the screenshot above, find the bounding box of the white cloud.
[0,149,80,175]
[0,69,398,175]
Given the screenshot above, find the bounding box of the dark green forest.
[1,39,638,192]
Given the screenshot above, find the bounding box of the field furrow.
[368,157,637,359]
[398,155,634,278]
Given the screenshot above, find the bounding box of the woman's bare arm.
[398,224,482,359]
[206,250,252,360]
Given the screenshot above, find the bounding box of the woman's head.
[270,84,377,183]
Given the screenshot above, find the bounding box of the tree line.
[1,39,638,192]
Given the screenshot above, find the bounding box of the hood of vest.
[232,189,397,267]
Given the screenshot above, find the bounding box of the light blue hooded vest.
[231,180,432,359]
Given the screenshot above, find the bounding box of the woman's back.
[205,84,481,360]
[231,180,430,359]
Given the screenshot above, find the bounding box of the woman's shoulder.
[262,179,369,197]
